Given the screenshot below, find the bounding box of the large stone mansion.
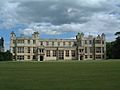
[10,31,106,61]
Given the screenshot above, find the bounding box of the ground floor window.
[53,50,57,57]
[85,55,88,59]
[33,55,36,60]
[96,55,101,59]
[58,50,64,59]
[65,50,69,57]
[17,55,24,60]
[27,56,31,59]
[71,50,75,57]
[46,50,50,57]
[90,55,93,58]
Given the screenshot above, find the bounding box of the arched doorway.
[40,56,44,61]
[80,55,83,60]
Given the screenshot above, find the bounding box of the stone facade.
[0,37,4,52]
[10,31,106,61]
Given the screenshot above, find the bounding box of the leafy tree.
[0,50,12,61]
[106,32,120,59]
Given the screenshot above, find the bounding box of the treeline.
[106,32,120,59]
[0,50,12,61]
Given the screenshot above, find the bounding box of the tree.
[106,32,120,59]
[0,50,12,61]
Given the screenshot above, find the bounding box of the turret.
[32,32,39,39]
[10,31,16,39]
[76,32,84,46]
[101,33,105,40]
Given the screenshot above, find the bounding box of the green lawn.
[0,60,120,90]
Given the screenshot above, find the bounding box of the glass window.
[28,40,30,44]
[71,50,75,57]
[17,47,24,53]
[52,42,54,46]
[85,40,87,44]
[28,47,31,53]
[33,47,36,53]
[46,50,50,57]
[33,40,36,44]
[85,47,87,53]
[96,47,101,53]
[53,50,57,57]
[89,40,92,44]
[27,56,30,59]
[65,50,69,57]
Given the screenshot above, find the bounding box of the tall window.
[96,47,101,53]
[85,47,87,53]
[17,47,24,53]
[33,40,36,44]
[63,42,66,46]
[71,50,75,57]
[13,47,15,53]
[102,47,104,53]
[40,41,43,46]
[85,55,88,58]
[85,40,87,44]
[53,50,57,57]
[39,49,44,53]
[52,42,54,46]
[46,50,50,57]
[90,47,92,53]
[89,40,92,44]
[28,40,30,44]
[69,42,71,46]
[65,50,69,57]
[58,42,60,46]
[46,42,49,46]
[33,47,36,53]
[27,56,30,59]
[28,47,31,53]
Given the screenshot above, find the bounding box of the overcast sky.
[0,0,120,50]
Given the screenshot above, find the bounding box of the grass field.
[0,60,120,90]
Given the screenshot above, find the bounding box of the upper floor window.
[52,42,54,46]
[46,42,49,46]
[12,47,15,53]
[69,42,71,46]
[58,42,60,46]
[28,40,30,44]
[17,47,24,53]
[13,40,16,44]
[85,47,87,53]
[96,47,101,53]
[89,40,92,44]
[85,40,87,44]
[17,40,24,44]
[28,47,31,53]
[40,42,43,46]
[33,40,36,44]
[63,42,66,46]
[95,40,101,44]
[90,47,92,53]
[33,47,36,53]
